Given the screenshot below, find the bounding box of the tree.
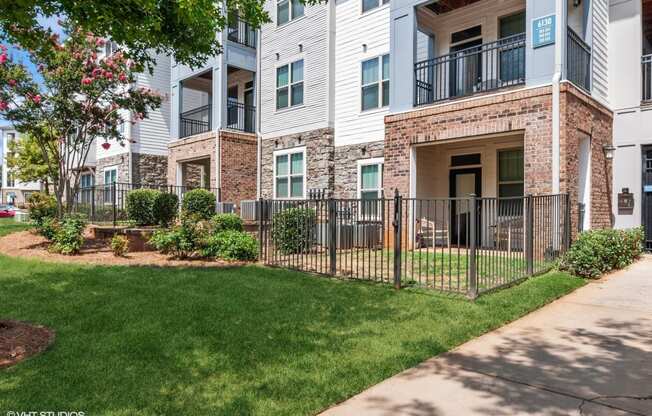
[6,133,57,191]
[0,23,162,216]
[0,0,271,68]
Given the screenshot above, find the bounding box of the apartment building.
[0,125,41,206]
[609,0,652,249]
[256,0,613,238]
[89,42,172,189]
[166,17,258,206]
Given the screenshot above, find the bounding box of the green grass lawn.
[0,217,30,237]
[0,220,585,415]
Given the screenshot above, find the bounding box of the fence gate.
[258,193,571,298]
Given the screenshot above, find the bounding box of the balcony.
[180,105,211,138]
[643,54,652,102]
[226,100,256,133]
[566,28,592,92]
[414,33,526,106]
[227,17,257,49]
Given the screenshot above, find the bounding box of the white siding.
[260,2,332,138]
[334,0,390,147]
[0,128,41,191]
[592,0,610,103]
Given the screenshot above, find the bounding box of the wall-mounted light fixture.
[602,144,616,160]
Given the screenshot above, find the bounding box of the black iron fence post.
[258,198,264,262]
[565,193,572,251]
[526,194,534,276]
[112,183,117,227]
[468,194,478,299]
[392,189,402,290]
[91,186,96,223]
[328,198,337,275]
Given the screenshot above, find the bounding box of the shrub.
[149,215,209,259]
[126,189,161,226]
[560,227,644,278]
[181,189,216,220]
[210,213,243,234]
[51,214,87,255]
[27,192,57,226]
[38,217,60,241]
[203,230,258,261]
[153,192,179,226]
[111,234,129,257]
[271,207,316,255]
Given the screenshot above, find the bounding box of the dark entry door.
[643,146,652,250]
[450,168,482,246]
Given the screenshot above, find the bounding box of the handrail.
[642,54,652,102]
[566,27,591,92]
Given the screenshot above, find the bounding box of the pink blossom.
[0,101,8,111]
[96,38,106,47]
[101,142,111,150]
[31,94,42,105]
[8,79,16,87]
[104,71,113,80]
[118,73,127,82]
[91,67,102,77]
[0,54,7,65]
[82,77,93,85]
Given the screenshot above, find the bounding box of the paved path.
[321,257,652,416]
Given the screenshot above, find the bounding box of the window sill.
[275,15,308,32]
[359,4,389,19]
[275,104,306,114]
[358,106,389,117]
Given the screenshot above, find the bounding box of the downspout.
[552,0,564,194]
[256,26,262,200]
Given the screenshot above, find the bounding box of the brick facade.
[384,83,613,235]
[260,128,334,198]
[167,132,218,189]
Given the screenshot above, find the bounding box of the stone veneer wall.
[384,83,613,236]
[333,140,384,199]
[219,130,257,204]
[131,153,168,186]
[261,128,334,198]
[95,153,130,185]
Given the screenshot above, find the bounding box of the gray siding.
[592,0,609,103]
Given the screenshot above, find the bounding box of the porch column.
[389,3,417,113]
[171,82,180,139]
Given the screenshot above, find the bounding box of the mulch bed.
[0,230,247,268]
[0,320,55,369]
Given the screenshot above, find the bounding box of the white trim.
[356,157,384,198]
[276,0,306,27]
[360,0,389,16]
[360,54,390,112]
[275,58,305,111]
[273,146,307,199]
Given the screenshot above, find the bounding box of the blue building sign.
[532,15,556,48]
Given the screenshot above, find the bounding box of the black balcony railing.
[566,28,591,92]
[643,54,652,102]
[414,33,526,106]
[227,17,257,48]
[180,104,211,138]
[227,100,256,133]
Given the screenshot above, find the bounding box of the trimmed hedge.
[271,207,316,255]
[182,189,216,220]
[203,230,258,261]
[560,227,644,278]
[27,192,57,226]
[210,213,244,233]
[126,189,160,226]
[153,192,179,226]
[51,214,87,255]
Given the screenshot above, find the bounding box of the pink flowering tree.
[0,24,162,216]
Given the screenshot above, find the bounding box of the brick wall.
[219,130,257,204]
[167,132,217,188]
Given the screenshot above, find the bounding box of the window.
[498,149,524,215]
[105,41,119,57]
[6,170,15,188]
[81,173,94,188]
[103,168,117,203]
[80,174,94,204]
[274,149,305,199]
[358,159,383,218]
[499,12,526,83]
[362,0,389,13]
[361,54,390,111]
[277,0,304,26]
[451,153,481,167]
[277,60,304,109]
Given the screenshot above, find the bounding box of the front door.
[450,168,482,246]
[643,146,652,250]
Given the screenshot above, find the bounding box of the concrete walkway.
[321,257,652,416]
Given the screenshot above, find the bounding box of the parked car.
[0,205,16,218]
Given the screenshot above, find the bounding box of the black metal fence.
[74,183,221,225]
[227,17,257,48]
[180,104,211,138]
[643,54,652,102]
[227,100,256,133]
[567,28,591,92]
[257,193,571,298]
[414,33,526,106]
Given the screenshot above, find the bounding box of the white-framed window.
[357,158,384,218]
[81,173,94,189]
[80,173,94,204]
[497,148,524,216]
[277,0,304,26]
[361,54,390,111]
[362,0,389,13]
[104,41,119,57]
[276,59,304,110]
[103,167,118,203]
[274,148,305,199]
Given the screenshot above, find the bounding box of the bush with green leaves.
[201,230,258,261]
[50,214,88,255]
[149,215,209,259]
[153,192,179,226]
[38,217,60,241]
[111,234,129,257]
[210,213,243,234]
[126,189,161,226]
[181,189,216,220]
[271,207,316,255]
[560,227,644,278]
[27,192,57,226]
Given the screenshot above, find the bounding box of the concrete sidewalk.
[321,257,652,416]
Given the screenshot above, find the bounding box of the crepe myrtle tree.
[0,25,162,216]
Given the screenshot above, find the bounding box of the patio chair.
[415,217,450,248]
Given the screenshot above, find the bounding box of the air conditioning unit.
[216,202,235,214]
